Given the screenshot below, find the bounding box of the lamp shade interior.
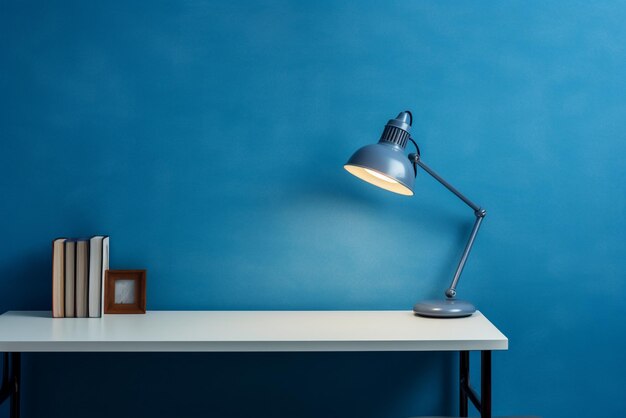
[344,165,413,195]
[344,142,415,196]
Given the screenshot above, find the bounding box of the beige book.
[52,238,66,318]
[75,240,89,318]
[64,240,76,317]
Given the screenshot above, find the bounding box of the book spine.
[88,237,104,318]
[64,240,76,317]
[52,239,66,318]
[100,236,110,316]
[75,240,89,318]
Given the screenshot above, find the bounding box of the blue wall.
[2,1,625,417]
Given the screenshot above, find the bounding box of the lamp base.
[413,299,476,318]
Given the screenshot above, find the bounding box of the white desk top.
[0,310,507,352]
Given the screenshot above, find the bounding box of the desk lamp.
[344,111,486,318]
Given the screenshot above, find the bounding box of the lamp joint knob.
[475,208,487,218]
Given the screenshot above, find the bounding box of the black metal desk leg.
[10,353,20,418]
[0,353,20,418]
[481,350,491,418]
[459,351,469,417]
[459,350,491,418]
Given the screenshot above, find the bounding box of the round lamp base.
[413,299,476,318]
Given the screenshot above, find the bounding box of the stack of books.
[51,236,110,318]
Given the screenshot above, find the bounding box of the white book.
[64,240,76,317]
[100,236,110,316]
[88,236,105,318]
[75,240,89,318]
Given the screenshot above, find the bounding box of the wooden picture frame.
[104,270,146,314]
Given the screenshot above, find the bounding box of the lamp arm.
[411,156,487,299]
[413,158,481,212]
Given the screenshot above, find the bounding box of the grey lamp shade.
[344,142,415,196]
[344,111,416,196]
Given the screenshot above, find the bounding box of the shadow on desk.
[2,311,52,318]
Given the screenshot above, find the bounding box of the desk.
[0,311,507,417]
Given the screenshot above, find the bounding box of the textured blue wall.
[1,1,625,417]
